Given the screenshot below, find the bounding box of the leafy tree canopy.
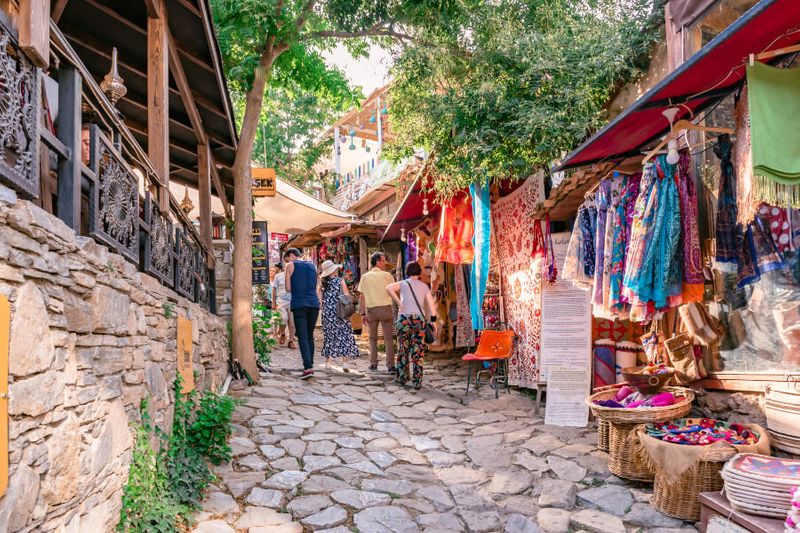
[383,0,664,198]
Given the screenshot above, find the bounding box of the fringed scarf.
[677,150,704,304]
[715,135,741,262]
[469,182,492,330]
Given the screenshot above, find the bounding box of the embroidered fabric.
[493,175,544,388]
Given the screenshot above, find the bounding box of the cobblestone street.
[191,345,699,533]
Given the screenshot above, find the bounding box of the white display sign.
[544,367,591,427]
[540,231,592,427]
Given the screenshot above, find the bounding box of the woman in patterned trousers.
[387,262,437,389]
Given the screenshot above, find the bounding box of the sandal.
[279,334,286,345]
[288,341,296,349]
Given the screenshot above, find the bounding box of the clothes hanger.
[750,43,800,66]
[642,112,733,165]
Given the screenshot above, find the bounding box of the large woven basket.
[585,386,695,425]
[651,460,724,521]
[598,420,610,452]
[608,422,654,481]
[638,422,768,521]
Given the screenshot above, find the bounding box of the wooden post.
[376,97,383,151]
[147,0,170,213]
[18,0,50,67]
[198,140,213,257]
[56,65,82,230]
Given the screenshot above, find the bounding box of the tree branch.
[295,0,318,32]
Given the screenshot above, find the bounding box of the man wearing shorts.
[272,263,296,349]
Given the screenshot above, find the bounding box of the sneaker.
[387,366,396,373]
[300,370,314,380]
[369,364,378,371]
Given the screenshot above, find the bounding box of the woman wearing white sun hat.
[319,260,359,370]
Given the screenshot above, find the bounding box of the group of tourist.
[272,248,437,389]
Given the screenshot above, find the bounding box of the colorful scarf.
[435,195,475,264]
[593,180,611,314]
[646,418,758,446]
[736,211,785,287]
[601,175,626,315]
[677,150,704,304]
[715,136,741,263]
[563,204,593,290]
[470,182,491,330]
[581,203,597,277]
[623,163,660,321]
[544,215,557,285]
[454,265,475,347]
[608,172,640,316]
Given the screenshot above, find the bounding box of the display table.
[699,491,785,533]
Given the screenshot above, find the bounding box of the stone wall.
[213,239,233,318]
[0,186,230,532]
[693,389,767,426]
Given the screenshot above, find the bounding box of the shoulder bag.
[336,279,356,320]
[406,280,435,343]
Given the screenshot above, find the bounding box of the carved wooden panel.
[0,20,40,199]
[174,227,197,301]
[143,192,174,287]
[88,125,139,262]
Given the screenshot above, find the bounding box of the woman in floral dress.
[319,260,359,370]
[387,262,437,389]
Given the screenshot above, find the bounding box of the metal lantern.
[180,186,194,214]
[100,47,127,106]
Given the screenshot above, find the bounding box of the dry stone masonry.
[0,187,229,532]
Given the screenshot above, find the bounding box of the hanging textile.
[746,62,800,208]
[562,203,593,290]
[607,172,640,317]
[454,265,475,348]
[582,203,597,277]
[600,175,626,316]
[544,215,557,284]
[405,231,418,265]
[716,135,741,262]
[494,174,544,388]
[435,194,475,264]
[759,204,793,254]
[623,156,683,322]
[592,180,611,316]
[469,183,491,331]
[736,212,785,288]
[677,151,704,304]
[734,89,759,225]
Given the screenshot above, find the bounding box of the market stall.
[534,0,800,527]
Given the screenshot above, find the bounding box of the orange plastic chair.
[461,329,515,398]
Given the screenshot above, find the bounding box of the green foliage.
[384,0,664,197]
[118,400,184,533]
[253,302,278,367]
[118,378,239,532]
[163,302,175,319]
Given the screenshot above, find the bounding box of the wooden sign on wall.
[252,168,276,197]
[177,316,194,392]
[0,294,9,496]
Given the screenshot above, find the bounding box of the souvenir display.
[645,418,759,446]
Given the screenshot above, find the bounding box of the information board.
[177,316,194,392]
[540,231,592,427]
[252,221,270,285]
[269,232,289,266]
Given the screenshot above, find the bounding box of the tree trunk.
[231,51,275,383]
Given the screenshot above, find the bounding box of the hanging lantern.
[365,146,371,153]
[422,198,429,216]
[100,47,127,106]
[348,126,356,136]
[369,112,376,124]
[180,186,194,214]
[349,141,356,150]
[400,227,407,243]
[381,103,388,115]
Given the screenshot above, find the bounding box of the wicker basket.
[639,422,768,521]
[585,386,695,425]
[608,422,654,481]
[598,419,610,452]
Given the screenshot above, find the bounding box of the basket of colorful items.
[586,378,694,482]
[636,418,769,521]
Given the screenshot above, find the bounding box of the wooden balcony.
[0,2,237,314]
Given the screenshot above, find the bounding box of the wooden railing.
[0,13,216,313]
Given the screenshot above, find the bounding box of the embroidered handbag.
[664,333,701,385]
[407,281,435,343]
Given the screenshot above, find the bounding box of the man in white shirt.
[272,262,296,349]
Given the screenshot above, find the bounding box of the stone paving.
[191,343,699,533]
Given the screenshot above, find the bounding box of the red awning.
[380,180,439,242]
[557,0,800,171]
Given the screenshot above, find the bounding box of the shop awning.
[380,177,439,243]
[557,0,800,171]
[287,221,386,248]
[254,178,356,234]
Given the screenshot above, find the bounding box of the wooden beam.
[56,65,82,230]
[210,160,232,220]
[174,0,201,18]
[168,29,207,145]
[198,140,213,255]
[19,0,50,67]
[144,0,159,18]
[147,0,170,212]
[51,0,68,22]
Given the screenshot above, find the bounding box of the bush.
[118,376,240,532]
